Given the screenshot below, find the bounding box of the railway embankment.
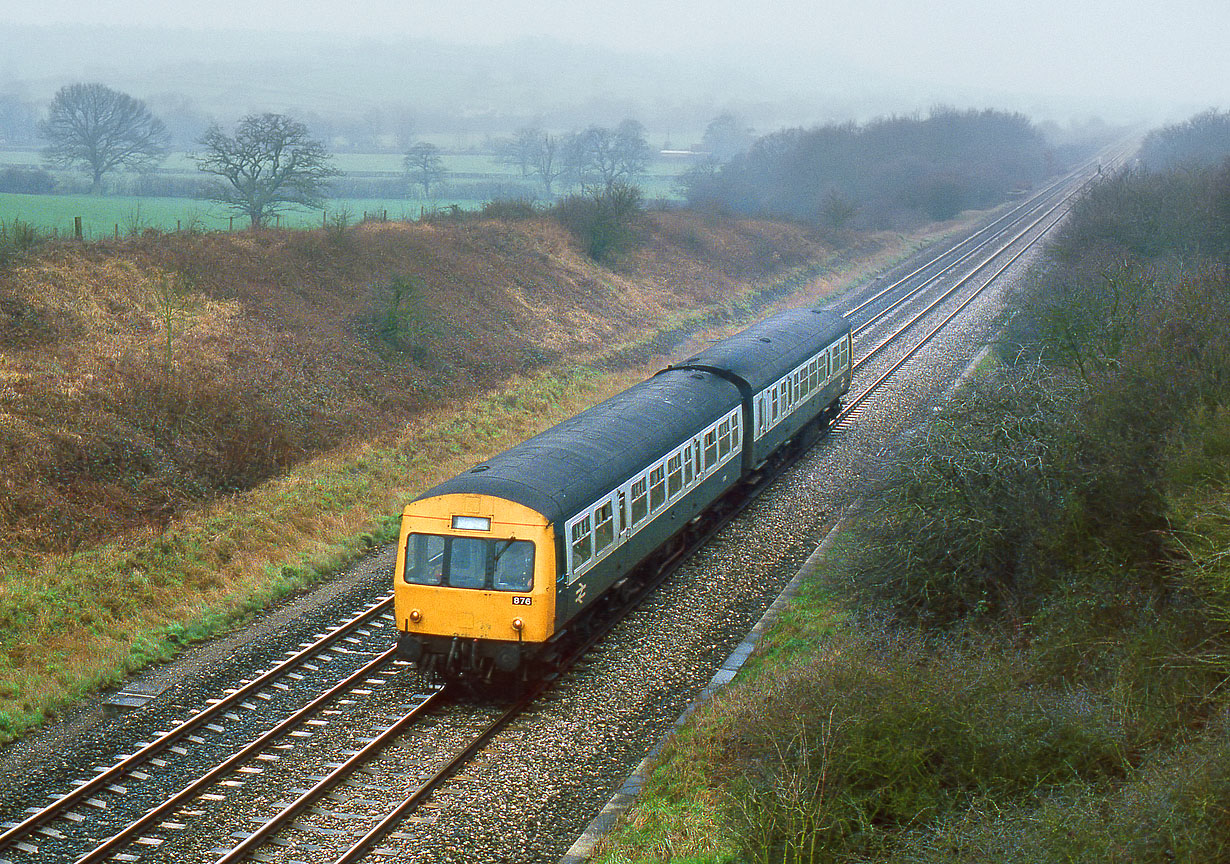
[593,159,1230,861]
[0,206,978,743]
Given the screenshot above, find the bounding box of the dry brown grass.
[0,213,840,555]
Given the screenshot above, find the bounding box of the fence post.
[176,219,181,232]
[229,216,234,231]
[74,216,83,240]
[114,224,119,239]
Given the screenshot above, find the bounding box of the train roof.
[412,368,742,526]
[674,307,849,393]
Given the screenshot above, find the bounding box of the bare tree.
[496,125,566,198]
[701,112,753,163]
[530,132,567,198]
[404,141,448,197]
[40,83,168,193]
[564,120,651,191]
[494,126,540,178]
[196,113,338,228]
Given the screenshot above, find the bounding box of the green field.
[0,145,692,235]
[0,192,506,237]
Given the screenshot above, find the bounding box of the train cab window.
[649,465,666,511]
[404,533,446,585]
[571,516,593,569]
[447,537,487,588]
[492,540,535,591]
[630,478,648,525]
[683,444,695,486]
[404,533,535,591]
[667,453,683,497]
[594,502,615,553]
[703,429,718,467]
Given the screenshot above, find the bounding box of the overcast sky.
[1,0,1226,122]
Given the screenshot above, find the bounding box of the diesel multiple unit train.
[394,305,852,680]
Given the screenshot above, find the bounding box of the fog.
[1,0,1227,143]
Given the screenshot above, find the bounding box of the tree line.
[682,108,1052,228]
[15,82,671,228]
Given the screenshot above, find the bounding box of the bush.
[838,368,1088,626]
[480,197,538,220]
[0,166,55,194]
[0,218,45,269]
[553,181,644,262]
[705,628,1131,863]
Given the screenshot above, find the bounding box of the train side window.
[618,490,628,533]
[667,453,683,497]
[631,478,648,525]
[770,388,779,422]
[718,418,731,458]
[404,533,445,585]
[704,429,718,467]
[594,502,615,553]
[731,414,741,450]
[446,536,487,588]
[683,444,694,486]
[571,516,593,570]
[649,464,666,511]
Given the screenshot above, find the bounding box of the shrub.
[0,166,55,194]
[553,181,644,262]
[480,197,538,220]
[0,218,45,268]
[706,628,1130,863]
[838,367,1089,626]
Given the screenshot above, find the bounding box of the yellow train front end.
[393,493,557,679]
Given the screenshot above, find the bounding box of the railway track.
[0,597,400,861]
[0,152,1121,864]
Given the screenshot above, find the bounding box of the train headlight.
[512,617,524,631]
[409,608,423,623]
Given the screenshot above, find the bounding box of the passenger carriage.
[393,306,851,680]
